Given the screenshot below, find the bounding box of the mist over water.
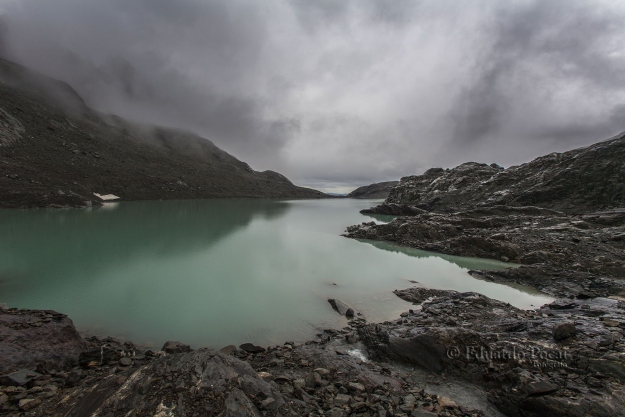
[0,199,551,348]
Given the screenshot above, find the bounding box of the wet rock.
[239,343,265,354]
[328,299,356,318]
[553,322,576,341]
[161,340,192,354]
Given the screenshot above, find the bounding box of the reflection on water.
[0,199,552,348]
[360,239,517,271]
[361,213,398,224]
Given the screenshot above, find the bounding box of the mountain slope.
[347,181,399,199]
[384,133,625,213]
[0,58,325,208]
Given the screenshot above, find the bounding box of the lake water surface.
[0,198,551,349]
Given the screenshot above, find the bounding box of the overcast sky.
[1,0,624,192]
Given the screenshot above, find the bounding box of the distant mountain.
[382,133,625,213]
[0,58,326,208]
[347,181,399,199]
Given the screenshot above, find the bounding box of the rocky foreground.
[0,303,488,417]
[2,286,625,417]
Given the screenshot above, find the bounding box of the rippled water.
[0,198,551,349]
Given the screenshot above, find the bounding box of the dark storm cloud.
[0,0,285,167]
[0,0,624,192]
[450,0,625,151]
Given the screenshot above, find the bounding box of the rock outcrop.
[359,288,625,417]
[348,181,399,199]
[371,134,625,214]
[0,306,87,374]
[345,205,625,299]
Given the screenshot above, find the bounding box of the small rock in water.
[328,299,357,318]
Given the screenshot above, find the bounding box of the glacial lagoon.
[0,198,551,349]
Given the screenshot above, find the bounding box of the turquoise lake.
[0,198,552,349]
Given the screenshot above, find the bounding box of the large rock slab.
[62,349,288,417]
[0,307,87,374]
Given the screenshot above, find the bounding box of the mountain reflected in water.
[357,239,516,271]
[0,199,552,349]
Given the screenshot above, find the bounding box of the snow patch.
[347,348,368,362]
[94,193,120,201]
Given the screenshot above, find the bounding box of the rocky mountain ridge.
[379,133,625,214]
[347,181,399,199]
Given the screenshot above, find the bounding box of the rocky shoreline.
[345,205,625,299]
[2,282,625,416]
[2,134,625,415]
[0,303,492,417]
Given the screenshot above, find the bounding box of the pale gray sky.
[1,0,624,193]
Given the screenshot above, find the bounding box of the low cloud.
[0,0,624,190]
